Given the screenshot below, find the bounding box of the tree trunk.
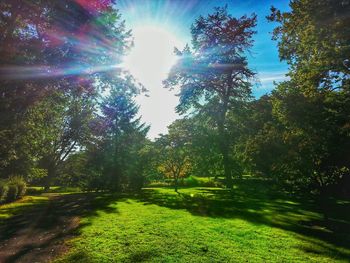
[222,145,232,189]
[217,97,232,189]
[174,175,178,193]
[44,164,56,191]
[319,187,330,222]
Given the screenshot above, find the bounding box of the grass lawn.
[0,195,48,222]
[54,179,350,263]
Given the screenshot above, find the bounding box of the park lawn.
[0,195,48,222]
[0,185,79,222]
[56,180,350,263]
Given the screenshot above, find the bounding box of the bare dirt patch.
[0,193,94,263]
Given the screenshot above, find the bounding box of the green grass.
[0,195,48,221]
[27,186,81,195]
[56,179,350,262]
[148,176,223,188]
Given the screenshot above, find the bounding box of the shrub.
[1,176,28,202]
[8,176,27,198]
[81,171,105,192]
[182,176,200,187]
[181,176,224,188]
[6,183,18,202]
[0,180,9,202]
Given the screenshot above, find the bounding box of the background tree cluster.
[163,1,350,199]
[0,0,349,201]
[0,0,148,191]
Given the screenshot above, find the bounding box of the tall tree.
[0,0,134,184]
[267,0,350,205]
[268,0,350,94]
[97,75,149,191]
[0,0,53,175]
[180,115,222,179]
[25,91,95,189]
[164,6,257,188]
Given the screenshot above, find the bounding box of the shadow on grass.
[0,196,48,223]
[0,192,122,263]
[1,179,349,262]
[136,179,350,261]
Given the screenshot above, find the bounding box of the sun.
[123,25,182,88]
[122,25,184,139]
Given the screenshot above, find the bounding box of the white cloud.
[258,71,289,84]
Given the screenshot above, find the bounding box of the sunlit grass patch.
[27,186,82,195]
[57,181,350,263]
[0,195,48,221]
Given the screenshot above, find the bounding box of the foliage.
[155,120,192,192]
[23,91,96,189]
[6,184,18,202]
[0,180,9,202]
[258,0,350,198]
[8,176,27,198]
[164,6,257,188]
[27,168,47,184]
[0,0,148,193]
[58,152,89,188]
[267,0,350,94]
[81,75,149,192]
[0,176,27,203]
[180,176,223,188]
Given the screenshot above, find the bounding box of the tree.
[266,0,350,214]
[0,0,54,176]
[24,91,94,189]
[164,6,257,188]
[0,0,135,187]
[156,120,192,192]
[179,115,222,179]
[57,152,89,188]
[237,95,290,182]
[95,75,149,191]
[267,0,350,94]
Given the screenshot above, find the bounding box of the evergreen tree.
[164,6,257,188]
[95,75,149,191]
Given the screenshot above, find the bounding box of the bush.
[81,172,106,192]
[182,176,200,187]
[6,184,18,202]
[0,180,9,202]
[9,176,27,199]
[8,176,27,198]
[147,176,224,188]
[180,176,224,188]
[0,176,27,203]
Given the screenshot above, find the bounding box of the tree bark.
[44,164,56,191]
[217,96,232,189]
[174,175,178,193]
[318,186,330,222]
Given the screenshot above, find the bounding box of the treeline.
[161,1,350,199]
[1,0,349,201]
[0,0,149,191]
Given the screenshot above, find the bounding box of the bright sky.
[118,0,290,139]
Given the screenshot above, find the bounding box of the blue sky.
[117,0,291,138]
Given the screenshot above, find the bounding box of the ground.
[0,179,349,262]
